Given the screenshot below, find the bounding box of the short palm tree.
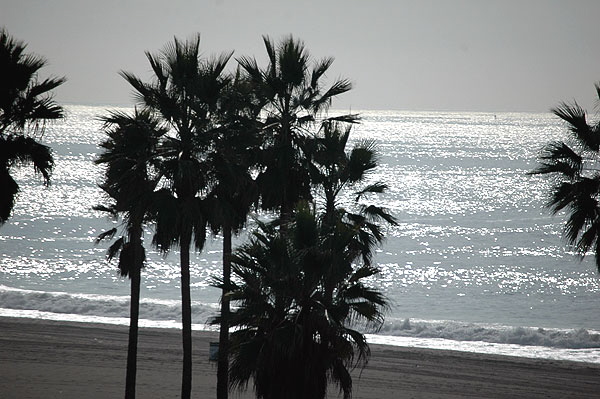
[220,206,388,399]
[531,82,600,269]
[238,35,358,223]
[0,28,65,224]
[95,108,166,399]
[121,34,232,399]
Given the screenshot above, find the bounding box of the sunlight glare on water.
[2,106,600,355]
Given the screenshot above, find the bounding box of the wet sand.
[1,317,599,398]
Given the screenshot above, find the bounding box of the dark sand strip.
[1,317,599,398]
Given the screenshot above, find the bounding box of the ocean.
[2,105,600,363]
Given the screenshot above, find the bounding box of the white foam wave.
[380,318,600,349]
[365,334,600,364]
[0,285,219,325]
[0,308,216,331]
[3,284,600,352]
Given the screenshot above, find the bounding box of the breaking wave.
[380,318,600,349]
[2,284,600,351]
[0,285,219,326]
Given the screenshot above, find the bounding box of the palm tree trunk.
[217,224,232,399]
[125,226,143,399]
[125,264,141,399]
[180,229,193,399]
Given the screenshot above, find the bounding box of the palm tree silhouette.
[221,206,388,399]
[531,82,600,269]
[308,120,397,284]
[238,35,358,225]
[309,120,394,221]
[95,108,166,399]
[204,72,262,399]
[121,34,232,399]
[218,117,395,399]
[0,28,65,224]
[214,37,392,398]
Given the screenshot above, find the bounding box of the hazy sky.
[2,0,599,112]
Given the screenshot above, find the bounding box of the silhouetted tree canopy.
[0,28,64,224]
[532,82,600,270]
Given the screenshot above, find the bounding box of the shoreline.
[3,307,600,364]
[2,317,600,398]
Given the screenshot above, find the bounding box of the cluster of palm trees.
[95,34,396,399]
[9,24,600,399]
[0,28,394,398]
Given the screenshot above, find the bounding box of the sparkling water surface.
[2,105,600,362]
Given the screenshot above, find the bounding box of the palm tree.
[238,35,358,224]
[531,82,600,269]
[219,206,388,399]
[217,39,394,398]
[204,72,261,399]
[308,120,397,297]
[309,120,394,221]
[121,34,232,399]
[0,28,65,224]
[95,108,166,399]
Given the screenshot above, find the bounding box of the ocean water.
[2,105,600,363]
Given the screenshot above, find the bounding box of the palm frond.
[575,220,599,258]
[262,35,277,76]
[95,227,118,244]
[28,76,66,98]
[2,135,53,183]
[310,57,334,89]
[354,182,388,200]
[106,237,125,261]
[0,28,64,137]
[150,188,180,253]
[359,204,398,226]
[563,196,598,244]
[530,141,582,178]
[0,168,19,224]
[552,102,599,151]
[312,79,353,113]
[348,265,380,283]
[547,177,600,214]
[323,113,361,125]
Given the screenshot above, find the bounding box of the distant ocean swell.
[2,284,599,352]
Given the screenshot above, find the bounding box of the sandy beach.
[1,317,599,398]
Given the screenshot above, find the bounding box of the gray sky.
[2,0,599,112]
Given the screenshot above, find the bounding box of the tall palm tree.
[0,28,65,224]
[204,72,261,399]
[531,82,600,269]
[218,39,393,398]
[238,35,358,224]
[121,34,232,399]
[95,108,166,399]
[219,206,388,399]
